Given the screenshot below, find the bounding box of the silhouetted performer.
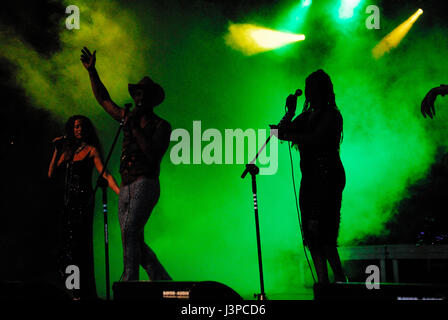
[421,84,448,118]
[276,69,346,284]
[48,115,120,300]
[80,47,172,281]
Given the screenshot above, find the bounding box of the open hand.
[80,47,96,71]
[421,85,448,119]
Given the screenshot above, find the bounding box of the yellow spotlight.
[372,9,423,59]
[225,23,305,56]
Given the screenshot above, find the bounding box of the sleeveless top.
[56,155,94,208]
[120,111,169,185]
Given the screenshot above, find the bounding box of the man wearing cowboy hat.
[81,47,172,281]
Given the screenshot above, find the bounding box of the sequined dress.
[56,156,97,299]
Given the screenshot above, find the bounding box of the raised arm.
[48,149,59,179]
[271,93,298,141]
[277,109,341,146]
[91,147,120,195]
[80,47,124,122]
[48,136,64,178]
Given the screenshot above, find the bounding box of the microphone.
[124,103,132,114]
[286,89,302,113]
[270,89,302,130]
[121,103,133,125]
[52,136,67,149]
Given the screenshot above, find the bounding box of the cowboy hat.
[128,76,165,107]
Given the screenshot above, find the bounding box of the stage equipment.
[112,281,243,301]
[89,102,132,300]
[241,89,303,300]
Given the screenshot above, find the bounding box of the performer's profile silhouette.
[276,69,347,284]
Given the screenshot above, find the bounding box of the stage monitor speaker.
[113,281,243,301]
[0,281,71,301]
[314,282,448,301]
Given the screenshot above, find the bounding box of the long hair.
[302,69,337,112]
[302,69,343,146]
[63,115,103,160]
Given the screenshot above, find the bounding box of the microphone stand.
[98,176,110,300]
[90,103,131,301]
[241,92,300,301]
[241,131,276,301]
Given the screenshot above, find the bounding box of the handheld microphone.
[124,103,132,114]
[52,136,67,149]
[286,88,302,113]
[121,103,133,127]
[270,89,303,130]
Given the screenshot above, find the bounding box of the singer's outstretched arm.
[48,148,59,179]
[91,147,120,195]
[48,136,65,178]
[80,47,124,122]
[278,109,341,146]
[272,93,298,139]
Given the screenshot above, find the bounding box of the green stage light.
[276,0,312,33]
[339,0,362,19]
[302,0,312,7]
